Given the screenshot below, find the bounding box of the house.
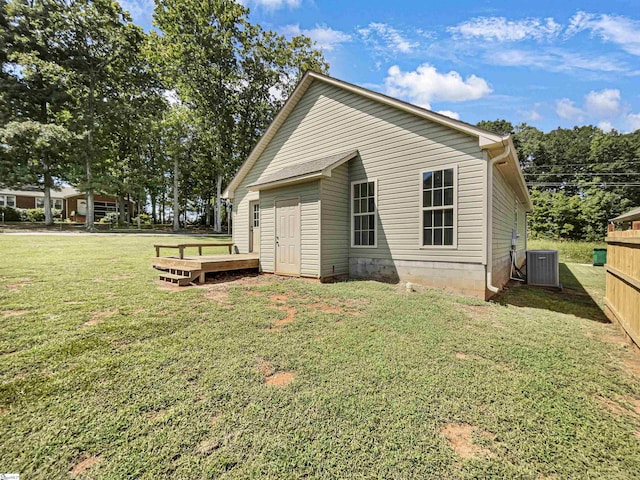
[0,186,135,222]
[223,72,533,299]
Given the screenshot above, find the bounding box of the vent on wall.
[526,250,559,287]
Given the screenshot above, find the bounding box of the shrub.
[99,212,119,224]
[25,208,45,222]
[0,206,22,222]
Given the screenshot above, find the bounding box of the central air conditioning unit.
[526,250,559,287]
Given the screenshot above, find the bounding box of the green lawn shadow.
[493,263,609,323]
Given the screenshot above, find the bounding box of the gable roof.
[0,185,80,198]
[224,71,532,209]
[247,149,358,191]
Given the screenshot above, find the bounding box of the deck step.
[158,272,195,286]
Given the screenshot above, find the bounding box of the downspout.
[486,142,511,294]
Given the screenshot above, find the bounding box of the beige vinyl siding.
[233,80,486,264]
[320,162,350,278]
[258,182,320,277]
[492,166,526,286]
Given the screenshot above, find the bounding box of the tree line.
[478,120,640,241]
[0,0,326,230]
[2,2,637,240]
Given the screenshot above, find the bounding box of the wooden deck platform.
[153,253,259,285]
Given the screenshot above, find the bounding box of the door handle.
[276,236,279,245]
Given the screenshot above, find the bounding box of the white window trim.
[0,195,16,208]
[350,178,378,249]
[419,165,458,249]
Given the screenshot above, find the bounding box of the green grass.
[1,234,639,479]
[528,239,608,264]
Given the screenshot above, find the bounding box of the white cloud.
[598,121,614,132]
[584,89,621,117]
[520,104,543,122]
[358,23,418,54]
[436,110,460,120]
[281,24,352,51]
[555,90,638,131]
[567,11,640,56]
[448,16,562,42]
[555,98,584,121]
[490,49,625,73]
[383,64,492,109]
[627,113,640,132]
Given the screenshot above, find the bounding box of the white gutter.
[486,142,511,294]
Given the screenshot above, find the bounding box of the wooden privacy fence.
[605,227,640,350]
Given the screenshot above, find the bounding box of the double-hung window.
[352,180,376,247]
[36,198,64,209]
[422,167,456,247]
[0,195,16,208]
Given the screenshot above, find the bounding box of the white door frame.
[275,197,301,275]
[249,200,260,253]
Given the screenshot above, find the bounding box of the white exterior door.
[275,199,300,275]
[249,201,260,253]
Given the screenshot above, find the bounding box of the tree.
[0,121,73,221]
[60,0,147,230]
[152,0,328,232]
[0,0,73,224]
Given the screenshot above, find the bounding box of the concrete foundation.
[349,257,487,299]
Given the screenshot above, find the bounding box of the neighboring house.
[0,186,134,222]
[223,72,532,299]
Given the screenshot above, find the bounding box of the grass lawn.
[1,234,639,479]
[528,239,608,264]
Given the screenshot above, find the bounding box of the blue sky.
[123,0,640,132]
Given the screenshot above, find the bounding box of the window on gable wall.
[352,180,377,247]
[422,167,456,247]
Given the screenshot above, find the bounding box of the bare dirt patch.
[623,357,640,376]
[0,407,8,415]
[195,438,221,455]
[596,395,640,418]
[256,357,275,377]
[84,310,117,326]
[209,413,222,426]
[256,358,296,386]
[600,333,630,346]
[70,455,101,478]
[441,423,493,459]
[6,278,30,290]
[265,371,297,387]
[204,289,231,307]
[109,258,118,263]
[200,270,269,287]
[269,293,289,304]
[455,352,482,361]
[2,310,29,317]
[271,306,296,329]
